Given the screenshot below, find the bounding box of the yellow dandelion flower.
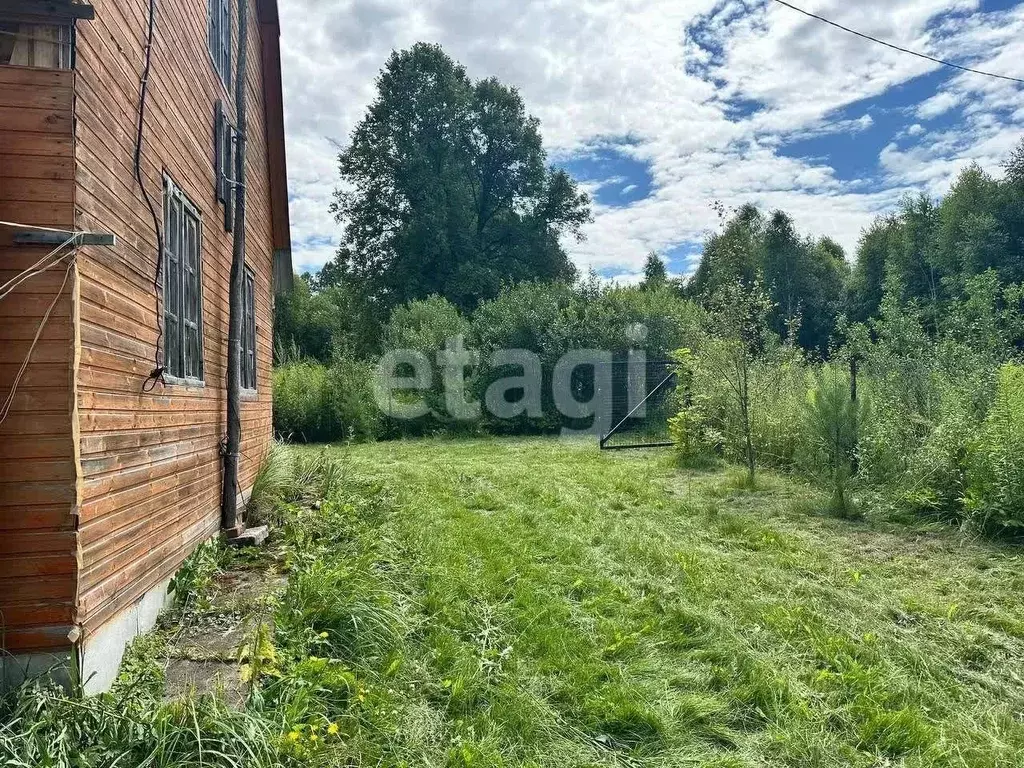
[327,723,340,735]
[287,731,300,742]
[309,734,319,742]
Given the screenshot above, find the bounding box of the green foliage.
[323,43,589,312]
[642,251,668,287]
[272,358,380,443]
[291,449,347,503]
[668,349,722,468]
[169,539,223,614]
[689,206,848,352]
[247,442,295,527]
[469,280,577,434]
[383,294,469,354]
[966,364,1024,532]
[274,275,377,363]
[801,364,866,518]
[850,148,1024,323]
[0,686,285,768]
[380,295,475,434]
[698,279,779,484]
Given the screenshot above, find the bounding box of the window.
[207,0,231,89]
[214,100,236,231]
[241,266,257,391]
[0,22,72,68]
[163,178,205,382]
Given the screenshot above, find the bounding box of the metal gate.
[598,360,678,450]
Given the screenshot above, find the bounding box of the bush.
[273,358,380,443]
[378,295,477,435]
[472,279,702,434]
[471,280,579,433]
[668,349,722,467]
[274,275,378,363]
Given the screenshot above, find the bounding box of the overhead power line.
[770,0,1024,85]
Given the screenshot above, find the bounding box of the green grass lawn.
[320,436,1024,767]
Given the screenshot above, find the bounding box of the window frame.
[241,265,257,392]
[206,0,231,90]
[0,19,74,69]
[162,176,206,386]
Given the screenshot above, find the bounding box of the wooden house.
[0,0,291,692]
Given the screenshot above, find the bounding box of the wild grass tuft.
[246,442,295,527]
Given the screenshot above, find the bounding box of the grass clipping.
[3,437,1024,767]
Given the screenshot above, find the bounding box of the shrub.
[380,295,476,434]
[273,358,380,443]
[471,280,578,433]
[274,275,378,362]
[898,386,978,520]
[668,349,722,468]
[472,280,703,434]
[750,345,809,469]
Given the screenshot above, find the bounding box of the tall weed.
[966,364,1024,532]
[273,359,380,443]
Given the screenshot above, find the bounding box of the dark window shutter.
[242,267,256,390]
[214,100,224,202]
[162,178,207,383]
[224,125,235,232]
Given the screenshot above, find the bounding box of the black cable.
[136,0,166,390]
[770,0,1024,85]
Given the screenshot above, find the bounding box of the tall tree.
[326,44,590,312]
[689,205,848,352]
[642,251,668,287]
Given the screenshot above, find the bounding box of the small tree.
[700,279,777,486]
[802,362,866,518]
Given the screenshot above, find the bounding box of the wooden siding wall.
[0,66,78,653]
[73,0,275,640]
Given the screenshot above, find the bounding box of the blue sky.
[277,0,1024,283]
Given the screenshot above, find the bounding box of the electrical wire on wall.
[0,222,79,429]
[136,0,166,393]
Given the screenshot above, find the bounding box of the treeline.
[274,278,701,441]
[667,143,1024,535]
[687,143,1024,351]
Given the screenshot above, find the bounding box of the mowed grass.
[317,436,1024,767]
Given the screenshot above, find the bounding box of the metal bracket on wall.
[6,1,96,20]
[12,230,116,247]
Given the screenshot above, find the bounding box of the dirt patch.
[169,619,249,661]
[164,659,246,706]
[208,569,288,613]
[160,551,287,701]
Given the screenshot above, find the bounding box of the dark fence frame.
[598,360,678,450]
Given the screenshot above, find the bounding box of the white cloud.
[278,0,1024,277]
[917,90,962,119]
